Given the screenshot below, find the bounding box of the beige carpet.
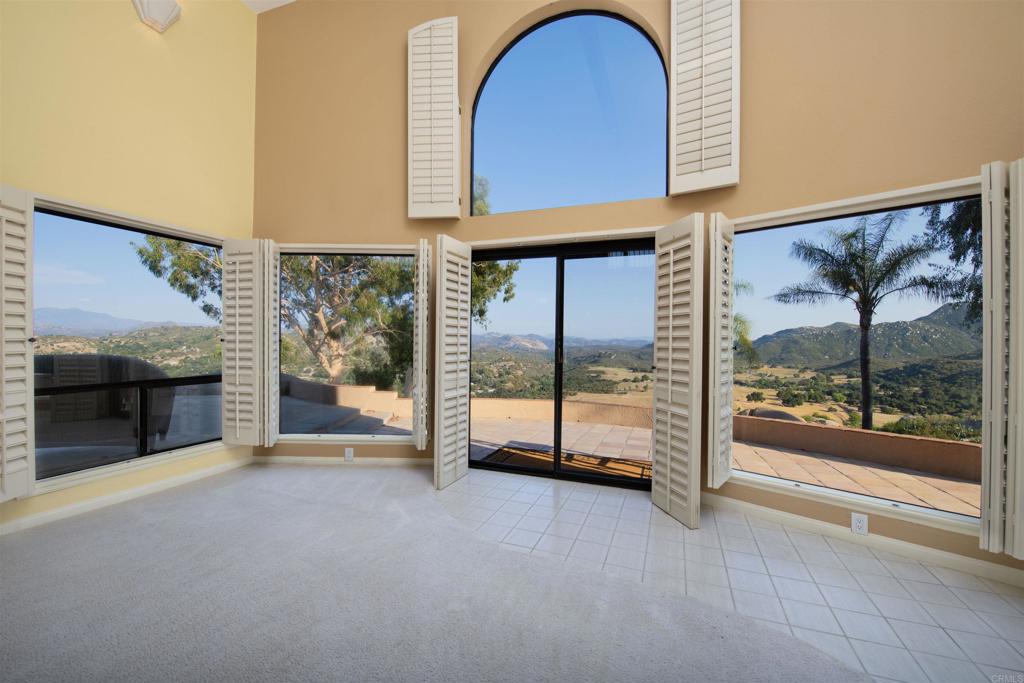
[0,465,870,682]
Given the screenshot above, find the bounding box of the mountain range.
[752,303,981,370]
[472,332,652,352]
[34,307,213,338]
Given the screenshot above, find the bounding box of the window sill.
[275,434,415,445]
[32,441,228,496]
[726,470,981,536]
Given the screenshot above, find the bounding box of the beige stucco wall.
[253,0,1024,568]
[0,0,257,527]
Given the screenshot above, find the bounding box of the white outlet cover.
[344,448,354,462]
[851,512,869,536]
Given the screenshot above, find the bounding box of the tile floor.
[436,468,1024,683]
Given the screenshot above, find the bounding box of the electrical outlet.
[851,512,868,536]
[344,447,354,462]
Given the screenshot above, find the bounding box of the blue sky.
[735,206,966,338]
[473,14,666,214]
[472,254,654,340]
[33,212,217,325]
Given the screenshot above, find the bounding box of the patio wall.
[471,398,652,429]
[734,415,981,481]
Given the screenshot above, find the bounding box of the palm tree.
[733,280,759,370]
[772,212,934,430]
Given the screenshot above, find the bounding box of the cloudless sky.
[472,253,654,340]
[34,212,218,325]
[473,14,666,214]
[734,204,968,339]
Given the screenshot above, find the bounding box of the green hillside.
[752,303,980,370]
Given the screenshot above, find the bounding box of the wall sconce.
[132,0,181,33]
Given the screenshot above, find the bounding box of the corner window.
[278,253,414,436]
[32,211,222,479]
[472,13,666,215]
[732,199,983,517]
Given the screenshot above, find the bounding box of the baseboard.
[0,456,251,536]
[252,455,431,466]
[702,492,1024,588]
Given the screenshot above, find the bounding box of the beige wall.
[0,0,257,527]
[1,0,257,236]
[253,0,1023,244]
[253,0,1024,568]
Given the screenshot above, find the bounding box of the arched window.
[472,13,667,215]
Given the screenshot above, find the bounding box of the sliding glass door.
[469,240,655,488]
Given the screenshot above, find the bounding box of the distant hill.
[752,303,981,370]
[472,332,651,353]
[34,307,211,337]
[35,325,221,377]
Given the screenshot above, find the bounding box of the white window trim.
[730,470,980,536]
[277,243,416,255]
[33,194,226,247]
[274,243,420,444]
[468,225,657,249]
[732,176,980,233]
[24,193,229,497]
[725,175,984,533]
[33,440,227,495]
[274,434,414,445]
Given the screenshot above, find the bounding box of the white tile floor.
[436,469,1024,683]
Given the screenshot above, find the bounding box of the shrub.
[877,415,981,442]
[745,391,765,402]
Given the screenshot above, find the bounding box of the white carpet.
[0,465,871,682]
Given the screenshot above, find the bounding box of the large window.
[732,199,983,517]
[278,253,414,436]
[33,211,222,479]
[470,241,655,486]
[472,13,666,215]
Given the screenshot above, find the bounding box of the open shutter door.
[0,186,34,501]
[408,17,460,219]
[413,238,431,451]
[707,213,735,488]
[652,214,704,528]
[670,0,740,195]
[222,239,264,447]
[434,234,470,489]
[981,160,1024,558]
[262,240,280,448]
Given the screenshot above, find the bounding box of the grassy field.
[564,366,653,407]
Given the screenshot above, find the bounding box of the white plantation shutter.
[707,213,734,489]
[670,0,740,195]
[413,238,431,451]
[434,235,471,489]
[981,160,1024,558]
[222,239,264,447]
[262,241,280,448]
[408,17,461,219]
[0,186,34,501]
[651,214,705,528]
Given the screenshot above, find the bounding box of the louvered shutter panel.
[0,186,34,501]
[222,239,264,447]
[262,240,280,448]
[707,213,734,489]
[408,17,461,219]
[413,238,431,451]
[981,160,1024,558]
[1008,160,1024,557]
[670,0,740,195]
[434,235,470,489]
[651,214,705,528]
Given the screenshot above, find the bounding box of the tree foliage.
[921,198,982,323]
[134,236,520,389]
[772,212,935,429]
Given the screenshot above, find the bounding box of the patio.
[421,416,984,517]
